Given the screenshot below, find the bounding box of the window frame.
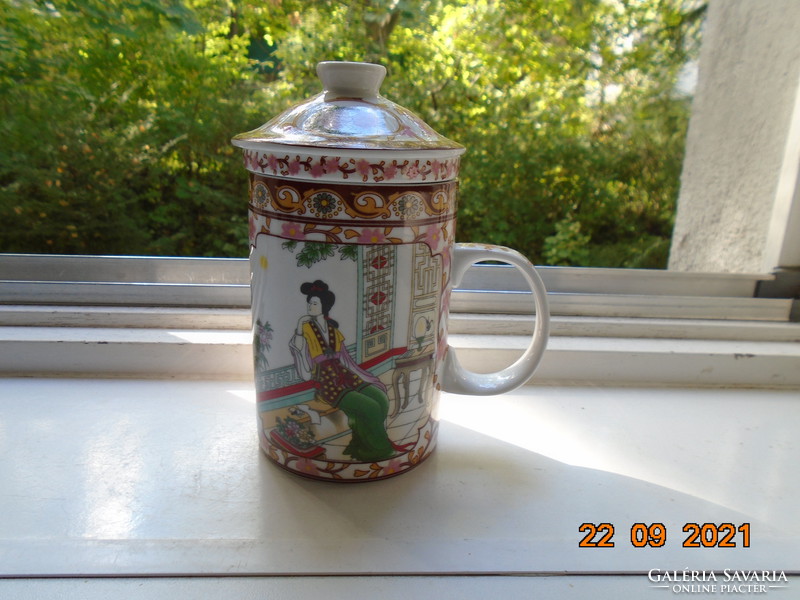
[1,253,798,388]
[0,253,790,320]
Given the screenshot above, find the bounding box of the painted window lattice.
[408,243,440,351]
[362,245,395,361]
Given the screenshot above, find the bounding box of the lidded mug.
[232,61,549,482]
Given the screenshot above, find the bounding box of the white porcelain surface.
[0,379,797,577]
[232,61,464,152]
[443,244,549,395]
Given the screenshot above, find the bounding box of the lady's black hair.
[301,280,338,329]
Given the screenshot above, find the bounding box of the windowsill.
[0,378,797,595]
[3,254,798,387]
[1,259,798,594]
[1,311,798,387]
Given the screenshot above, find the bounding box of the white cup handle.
[441,244,550,395]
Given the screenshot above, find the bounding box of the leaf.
[339,244,358,261]
[296,241,336,268]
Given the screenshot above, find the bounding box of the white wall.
[669,0,800,274]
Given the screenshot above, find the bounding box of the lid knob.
[317,61,386,101]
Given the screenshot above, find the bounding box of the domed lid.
[232,61,464,152]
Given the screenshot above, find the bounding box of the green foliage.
[253,317,273,371]
[282,239,359,268]
[338,244,359,262]
[1,0,251,255]
[0,0,704,267]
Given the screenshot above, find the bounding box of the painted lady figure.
[289,280,410,462]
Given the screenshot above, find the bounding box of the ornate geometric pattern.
[258,363,303,393]
[250,174,456,222]
[249,176,456,258]
[361,245,395,360]
[407,243,440,351]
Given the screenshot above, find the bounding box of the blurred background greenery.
[0,0,704,266]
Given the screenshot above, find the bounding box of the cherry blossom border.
[242,148,460,183]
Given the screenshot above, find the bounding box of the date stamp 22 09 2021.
[578,522,792,595]
[579,522,751,549]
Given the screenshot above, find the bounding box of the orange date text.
[578,522,751,549]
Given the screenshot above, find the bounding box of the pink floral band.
[241,148,461,184]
